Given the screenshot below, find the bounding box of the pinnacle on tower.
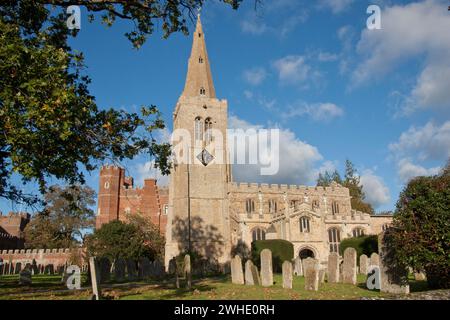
[182,14,216,98]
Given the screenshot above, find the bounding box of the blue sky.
[2,0,449,214]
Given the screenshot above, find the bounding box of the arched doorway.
[299,248,315,259]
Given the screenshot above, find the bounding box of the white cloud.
[318,0,356,14]
[243,67,267,86]
[273,55,322,88]
[241,19,268,35]
[360,170,391,208]
[396,158,441,183]
[389,121,450,162]
[134,161,170,187]
[228,115,324,185]
[282,102,344,122]
[352,0,450,114]
[318,52,339,62]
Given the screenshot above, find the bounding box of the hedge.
[251,239,294,273]
[339,235,378,264]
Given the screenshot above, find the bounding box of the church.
[96,15,393,268]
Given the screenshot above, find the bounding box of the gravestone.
[359,254,369,275]
[99,257,111,283]
[282,261,293,289]
[168,257,180,289]
[231,255,244,285]
[31,259,39,275]
[19,267,32,285]
[114,258,126,282]
[139,257,151,279]
[89,257,101,300]
[260,249,273,287]
[304,260,320,291]
[293,257,303,276]
[343,247,357,285]
[327,252,340,283]
[378,233,410,294]
[153,260,164,278]
[251,264,261,285]
[318,266,326,284]
[126,259,137,281]
[370,253,380,266]
[184,254,192,289]
[303,257,318,276]
[14,262,22,274]
[244,260,256,285]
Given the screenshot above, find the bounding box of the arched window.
[312,199,319,209]
[204,118,212,143]
[252,228,266,241]
[299,216,310,233]
[199,56,203,63]
[200,87,206,95]
[331,201,340,214]
[352,227,364,237]
[104,181,110,189]
[195,117,203,142]
[269,199,277,214]
[246,199,255,215]
[328,228,341,253]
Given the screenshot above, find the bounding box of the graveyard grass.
[0,274,430,300]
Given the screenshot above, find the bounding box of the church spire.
[182,14,216,99]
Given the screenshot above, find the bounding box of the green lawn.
[0,273,402,300]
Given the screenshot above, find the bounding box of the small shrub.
[251,240,294,273]
[339,235,378,264]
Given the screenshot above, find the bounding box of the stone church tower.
[164,15,232,268]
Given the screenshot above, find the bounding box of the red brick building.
[0,212,30,250]
[96,165,168,234]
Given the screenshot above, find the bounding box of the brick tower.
[164,15,232,268]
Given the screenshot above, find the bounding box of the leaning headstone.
[231,255,244,285]
[89,257,101,300]
[19,267,32,285]
[378,233,410,294]
[359,254,369,275]
[260,249,273,287]
[327,253,340,283]
[304,261,320,291]
[370,253,380,266]
[184,254,192,289]
[244,260,255,285]
[343,247,357,285]
[282,261,293,289]
[293,257,303,276]
[251,264,261,286]
[114,258,126,282]
[126,259,137,281]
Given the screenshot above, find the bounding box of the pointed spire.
[182,14,216,99]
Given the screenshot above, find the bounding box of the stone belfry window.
[204,118,212,143]
[195,117,203,141]
[200,87,206,95]
[246,198,255,216]
[269,199,277,214]
[331,201,340,214]
[199,56,204,63]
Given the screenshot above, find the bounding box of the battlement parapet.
[230,182,349,196]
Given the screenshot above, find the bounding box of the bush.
[389,162,450,289]
[251,240,294,273]
[339,235,378,264]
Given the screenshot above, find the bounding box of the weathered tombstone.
[153,260,164,278]
[282,261,293,289]
[31,259,39,275]
[184,254,192,289]
[293,257,303,276]
[139,257,151,279]
[303,257,318,275]
[168,257,179,288]
[244,260,256,285]
[114,258,126,282]
[327,253,340,283]
[304,261,320,291]
[99,257,111,283]
[251,264,261,285]
[378,233,410,294]
[19,267,32,285]
[66,265,81,290]
[231,255,244,285]
[14,262,22,274]
[414,272,426,281]
[370,252,380,266]
[359,254,369,275]
[260,249,273,287]
[319,266,326,284]
[343,247,357,285]
[126,259,137,281]
[89,257,101,300]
